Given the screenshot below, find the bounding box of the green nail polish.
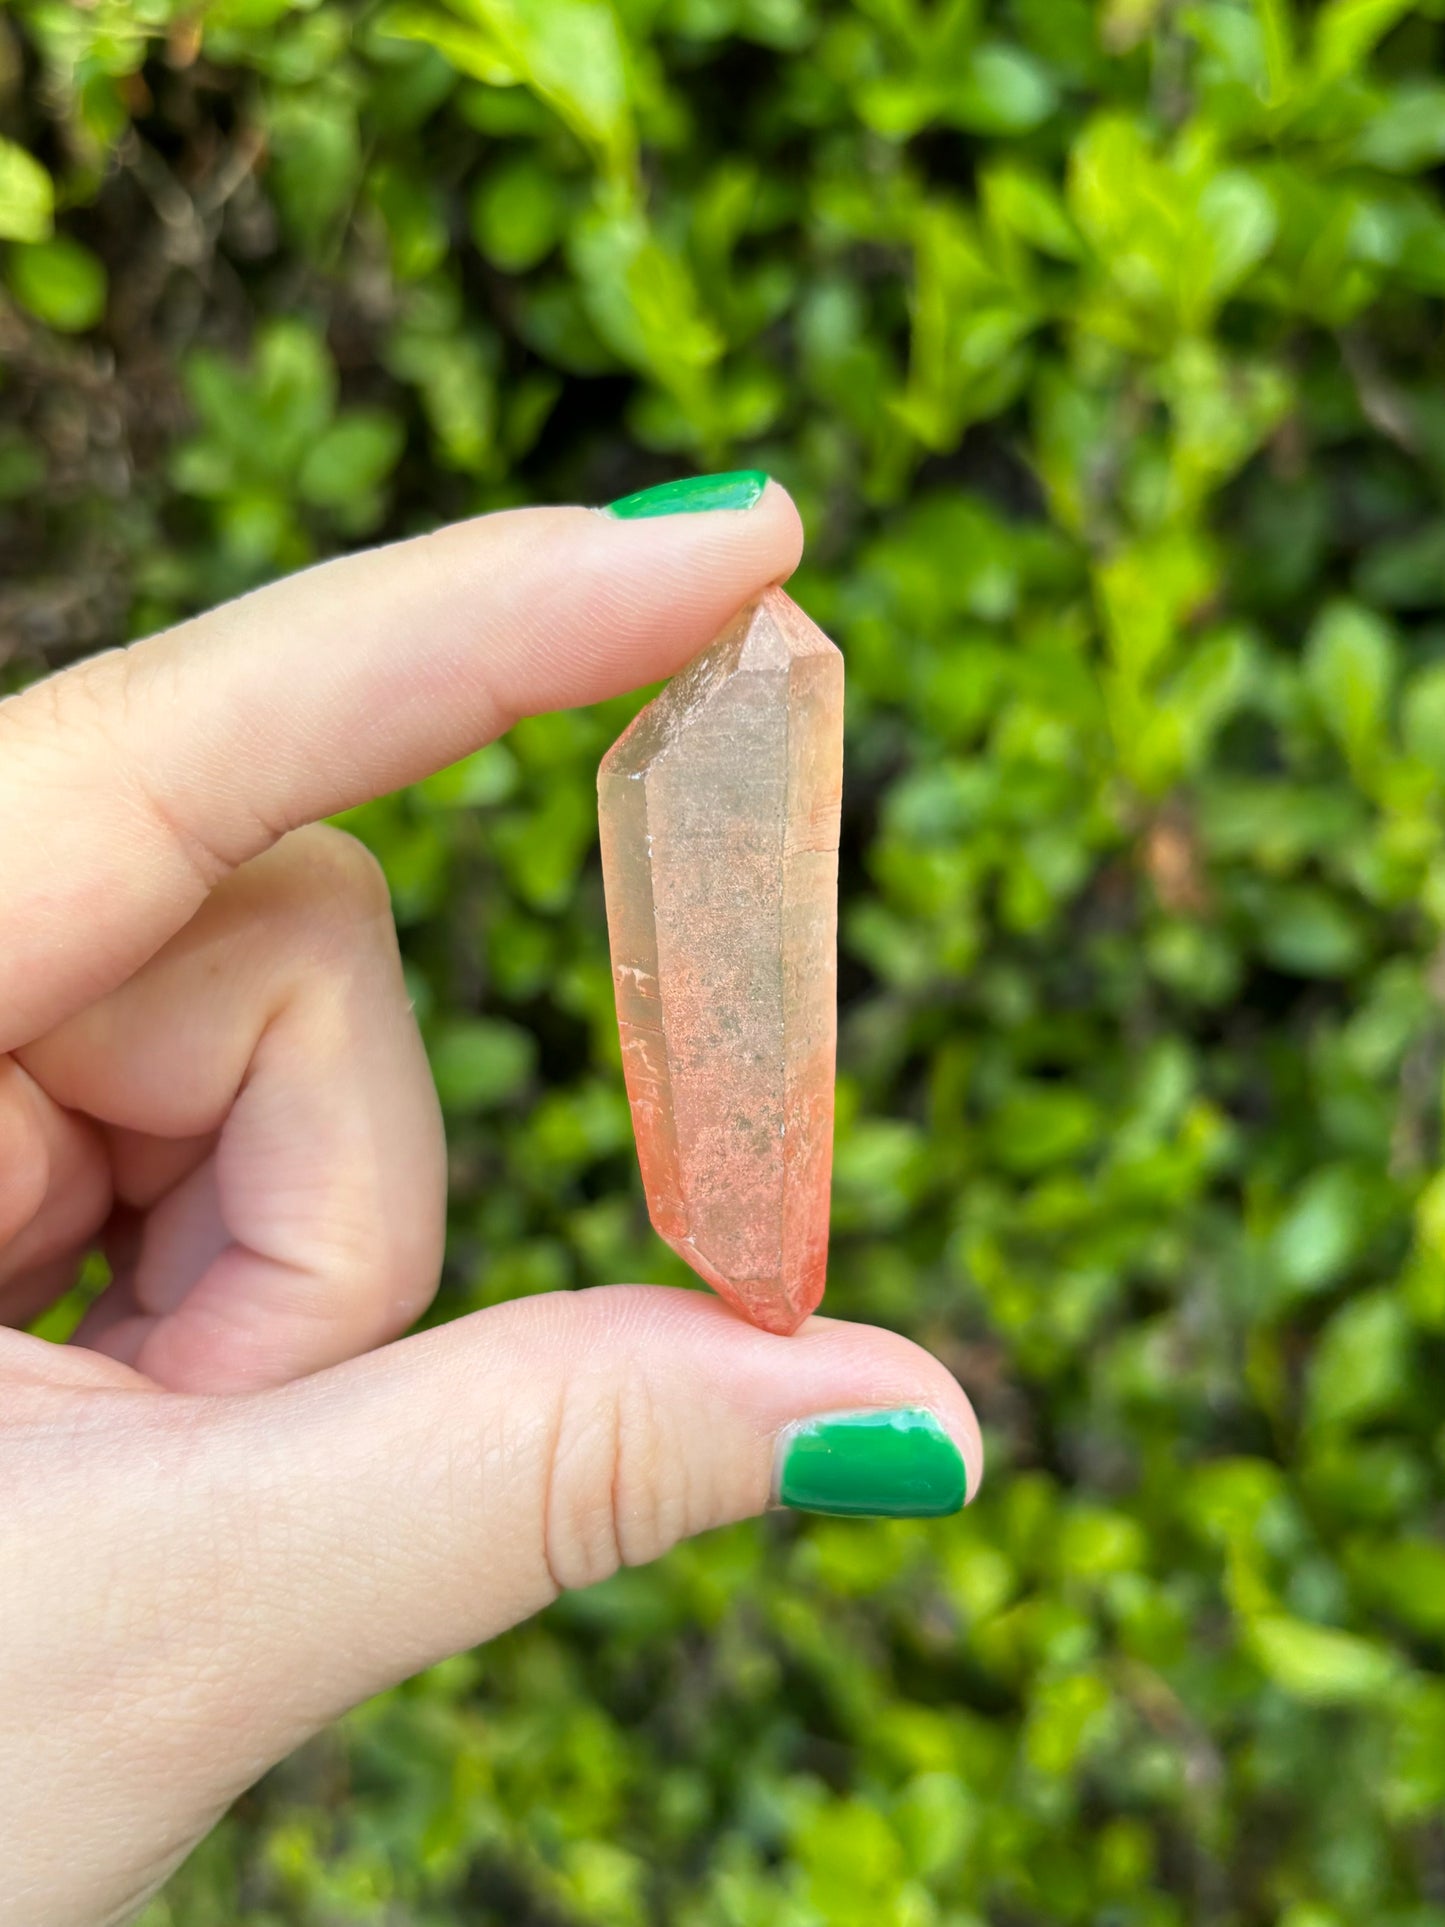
[777,1408,967,1519]
[603,470,769,519]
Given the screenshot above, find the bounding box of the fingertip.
[757,477,806,582]
[411,487,809,724]
[784,1310,985,1507]
[562,1287,984,1509]
[590,472,804,582]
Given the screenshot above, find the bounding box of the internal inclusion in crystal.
[597,588,844,1336]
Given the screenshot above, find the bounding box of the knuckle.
[385,1186,447,1313]
[3,650,240,892]
[0,654,123,804]
[242,827,399,986]
[281,824,395,931]
[0,1063,48,1253]
[543,1373,625,1594]
[314,1189,445,1337]
[541,1340,683,1594]
[4,650,120,738]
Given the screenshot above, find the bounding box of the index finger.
[0,489,804,1051]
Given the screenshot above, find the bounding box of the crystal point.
[598,588,844,1336]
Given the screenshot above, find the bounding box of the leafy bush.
[6,0,1445,1920]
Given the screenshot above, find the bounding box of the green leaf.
[418,743,519,808]
[990,1084,1101,1173]
[1096,531,1214,686]
[387,0,636,180]
[1160,342,1292,506]
[471,152,569,271]
[982,161,1082,260]
[6,236,107,331]
[1402,662,1445,775]
[1197,780,1366,867]
[1307,1290,1411,1433]
[367,162,450,280]
[1191,170,1276,309]
[1071,118,1275,334]
[949,44,1057,135]
[254,319,338,441]
[1357,1540,1445,1637]
[0,137,54,243]
[1257,885,1364,978]
[1249,1614,1402,1705]
[1392,1681,1445,1816]
[1023,1672,1113,1775]
[832,1118,927,1229]
[1057,1506,1147,1577]
[895,202,1039,452]
[798,1799,906,1917]
[490,782,595,909]
[1258,0,1296,101]
[377,2,522,82]
[892,1773,977,1882]
[1303,598,1397,772]
[1356,522,1445,610]
[1186,1457,1290,1546]
[856,76,946,142]
[430,1017,536,1111]
[1269,1164,1368,1299]
[1355,184,1445,294]
[1160,625,1257,776]
[297,409,406,510]
[1068,113,1155,262]
[1312,0,1414,79]
[388,320,499,474]
[569,205,723,397]
[265,90,361,250]
[1354,84,1445,172]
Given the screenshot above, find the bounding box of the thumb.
[6,1290,982,1923]
[188,1287,981,1749]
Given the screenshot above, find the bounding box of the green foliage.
[5,234,107,330]
[0,132,53,241]
[5,0,1445,1919]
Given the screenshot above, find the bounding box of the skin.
[0,487,983,1927]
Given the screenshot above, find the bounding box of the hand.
[0,489,982,1927]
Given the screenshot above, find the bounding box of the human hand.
[0,485,982,1926]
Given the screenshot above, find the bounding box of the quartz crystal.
[598,588,844,1336]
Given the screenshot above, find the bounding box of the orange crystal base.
[597,588,844,1336]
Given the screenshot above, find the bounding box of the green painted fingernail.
[776,1408,968,1519]
[603,470,769,519]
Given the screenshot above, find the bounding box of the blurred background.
[5,0,1445,1920]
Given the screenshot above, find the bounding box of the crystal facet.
[598,588,844,1336]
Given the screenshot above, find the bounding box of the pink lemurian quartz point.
[598,587,844,1336]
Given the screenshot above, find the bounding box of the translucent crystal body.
[597,588,844,1335]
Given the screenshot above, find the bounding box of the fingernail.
[775,1408,968,1519]
[603,470,770,519]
